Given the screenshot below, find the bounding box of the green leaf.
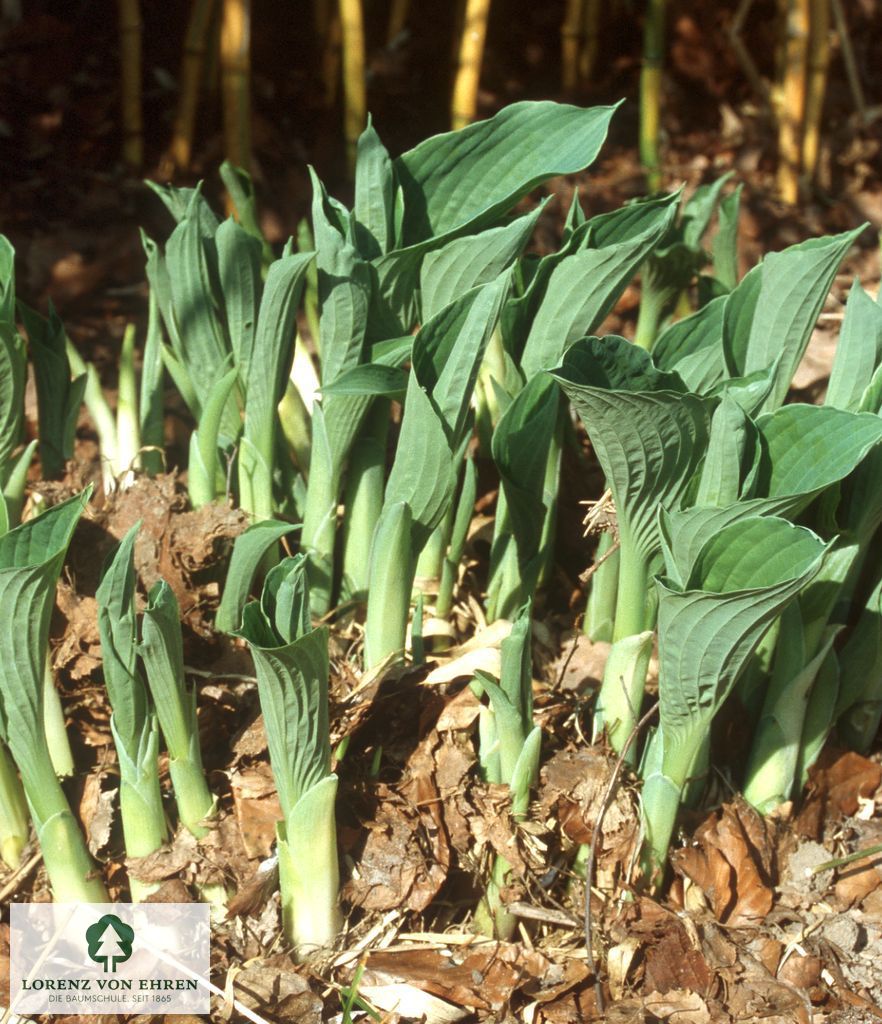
[395,100,618,245]
[19,302,85,478]
[385,276,509,545]
[237,599,331,820]
[188,365,239,508]
[551,336,712,565]
[519,195,678,377]
[0,490,91,781]
[353,116,394,259]
[239,251,313,519]
[825,281,882,411]
[164,191,232,419]
[0,318,26,474]
[147,181,220,232]
[723,227,864,412]
[420,203,545,322]
[215,519,300,633]
[695,394,759,507]
[641,516,827,879]
[140,579,214,837]
[320,363,408,399]
[836,576,882,753]
[712,184,742,291]
[653,295,727,391]
[96,523,147,751]
[756,404,882,511]
[216,217,262,389]
[491,375,560,595]
[681,173,732,249]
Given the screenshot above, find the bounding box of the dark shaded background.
[1,0,880,331]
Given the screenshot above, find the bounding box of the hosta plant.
[0,489,108,900]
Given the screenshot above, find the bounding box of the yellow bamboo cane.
[165,0,217,173]
[451,0,491,130]
[339,0,366,175]
[118,0,143,169]
[801,0,829,186]
[220,0,252,174]
[777,0,809,203]
[579,0,601,85]
[562,0,584,94]
[639,0,665,191]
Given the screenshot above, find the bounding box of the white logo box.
[10,903,210,1015]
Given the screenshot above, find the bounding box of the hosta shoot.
[0,489,108,901]
[640,513,827,888]
[97,523,167,898]
[552,336,713,755]
[471,607,540,939]
[235,554,340,958]
[140,580,215,838]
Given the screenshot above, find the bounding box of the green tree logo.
[85,915,134,973]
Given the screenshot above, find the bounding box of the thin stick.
[118,0,143,169]
[451,0,492,130]
[584,700,659,1014]
[811,840,882,875]
[801,0,829,185]
[728,0,771,102]
[165,0,217,173]
[0,849,41,904]
[830,0,867,125]
[339,0,366,175]
[220,0,252,174]
[777,0,810,203]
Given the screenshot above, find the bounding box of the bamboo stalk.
[639,0,665,191]
[562,0,584,94]
[578,0,601,85]
[339,0,366,175]
[777,0,810,204]
[221,0,252,173]
[387,0,409,44]
[801,0,829,185]
[118,0,143,169]
[165,0,217,173]
[451,0,492,130]
[322,11,343,107]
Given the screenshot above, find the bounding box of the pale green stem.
[168,740,215,839]
[18,740,108,900]
[639,726,702,891]
[474,853,516,940]
[43,656,74,779]
[584,532,619,642]
[116,323,141,485]
[0,740,28,869]
[633,280,667,351]
[414,503,454,596]
[278,776,341,960]
[341,401,388,603]
[364,501,414,670]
